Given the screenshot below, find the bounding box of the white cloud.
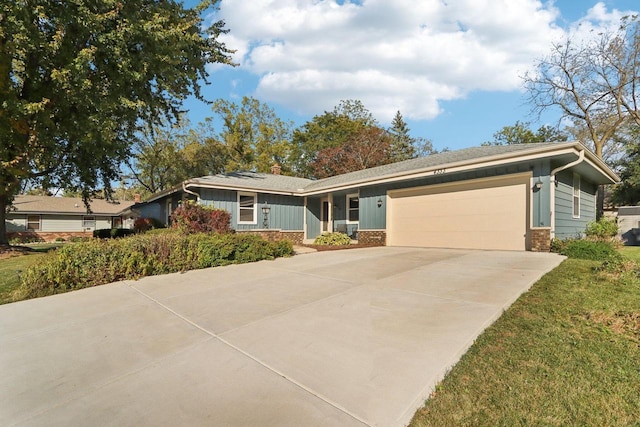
[209,0,637,123]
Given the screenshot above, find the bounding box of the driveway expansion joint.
[125,281,373,427]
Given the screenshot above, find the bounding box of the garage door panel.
[388,175,529,251]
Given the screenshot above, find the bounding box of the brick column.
[530,228,551,252]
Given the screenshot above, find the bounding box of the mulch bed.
[301,243,381,251]
[0,244,34,259]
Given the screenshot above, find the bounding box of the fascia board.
[300,144,582,196]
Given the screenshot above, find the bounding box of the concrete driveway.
[1,247,563,427]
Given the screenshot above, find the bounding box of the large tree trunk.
[0,194,9,245]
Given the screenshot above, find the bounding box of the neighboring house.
[134,141,619,252]
[6,195,136,242]
[616,206,640,245]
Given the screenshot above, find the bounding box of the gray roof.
[191,171,313,193]
[9,195,134,215]
[302,142,562,192]
[171,141,616,197]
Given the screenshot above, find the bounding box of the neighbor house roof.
[145,141,619,201]
[8,195,135,216]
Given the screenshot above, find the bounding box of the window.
[83,216,96,229]
[347,193,359,223]
[27,215,41,231]
[238,192,257,224]
[112,217,122,228]
[573,173,580,218]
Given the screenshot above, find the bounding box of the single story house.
[134,141,619,252]
[6,195,136,242]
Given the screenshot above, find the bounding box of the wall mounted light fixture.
[534,179,543,190]
[377,198,383,208]
[261,202,270,228]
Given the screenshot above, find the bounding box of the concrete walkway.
[0,247,563,426]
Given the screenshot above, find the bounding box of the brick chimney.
[134,193,141,203]
[271,163,281,175]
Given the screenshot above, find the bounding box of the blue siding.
[360,186,386,229]
[532,161,551,227]
[554,170,597,239]
[200,188,303,230]
[306,197,321,238]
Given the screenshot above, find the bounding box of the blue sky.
[180,0,639,152]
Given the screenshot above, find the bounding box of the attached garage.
[387,173,531,251]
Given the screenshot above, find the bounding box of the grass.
[410,255,640,426]
[619,245,640,262]
[0,244,62,304]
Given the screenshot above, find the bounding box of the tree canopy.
[523,15,640,160]
[0,0,233,243]
[483,121,568,146]
[211,96,294,174]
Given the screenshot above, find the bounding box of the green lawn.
[410,256,640,426]
[619,245,640,262]
[0,244,61,304]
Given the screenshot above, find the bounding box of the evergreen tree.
[388,111,416,161]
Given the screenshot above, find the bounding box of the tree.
[309,127,393,178]
[211,96,294,174]
[484,121,568,146]
[523,15,640,159]
[129,120,228,194]
[611,126,640,205]
[0,0,233,244]
[388,111,417,161]
[292,100,379,177]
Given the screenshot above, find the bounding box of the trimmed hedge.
[313,232,352,246]
[16,233,294,300]
[93,228,136,239]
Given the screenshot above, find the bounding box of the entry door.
[321,198,329,232]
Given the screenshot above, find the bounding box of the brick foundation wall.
[7,231,93,243]
[236,229,304,245]
[357,230,386,246]
[530,228,551,252]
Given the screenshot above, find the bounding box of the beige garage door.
[387,174,530,250]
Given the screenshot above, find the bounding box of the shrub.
[15,232,294,300]
[68,236,90,243]
[170,201,231,234]
[313,232,352,246]
[110,228,135,238]
[559,239,618,261]
[55,237,66,242]
[550,237,567,254]
[133,217,164,233]
[585,217,619,240]
[9,234,43,244]
[93,229,112,239]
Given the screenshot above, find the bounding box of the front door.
[321,198,329,232]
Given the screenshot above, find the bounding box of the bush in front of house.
[313,232,352,246]
[558,238,618,261]
[15,233,294,300]
[170,201,231,234]
[585,217,619,242]
[133,217,164,233]
[111,228,136,238]
[93,229,112,239]
[93,228,136,239]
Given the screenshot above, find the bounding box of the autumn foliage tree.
[310,127,394,179]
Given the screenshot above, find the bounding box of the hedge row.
[16,233,293,300]
[93,228,136,239]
